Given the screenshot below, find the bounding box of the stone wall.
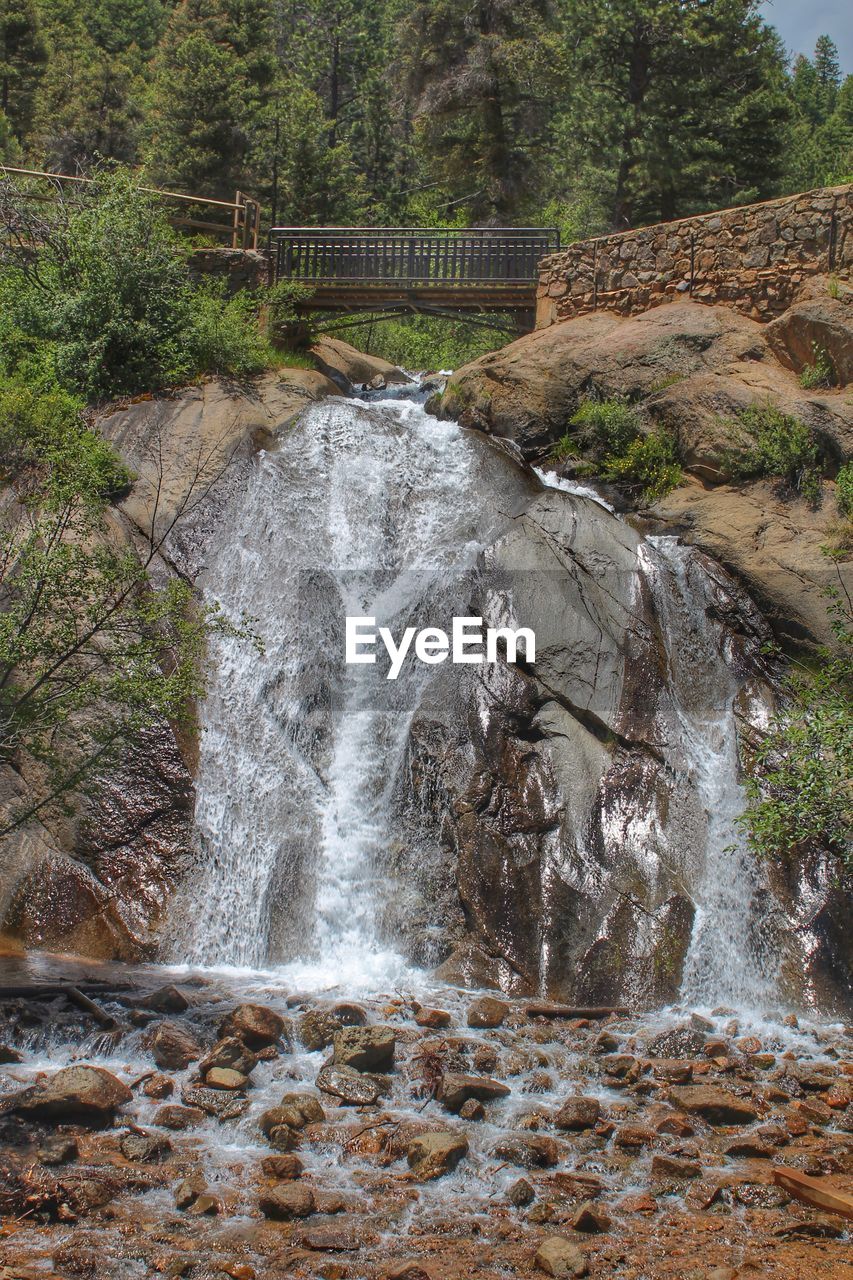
[536,184,853,328]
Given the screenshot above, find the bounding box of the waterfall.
[168,391,533,986]
[169,387,780,1005]
[640,536,778,1007]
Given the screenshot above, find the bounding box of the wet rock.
[385,1265,438,1280]
[690,1013,715,1032]
[467,996,510,1028]
[0,1044,23,1064]
[492,1134,559,1168]
[407,1129,469,1178]
[570,1200,611,1232]
[261,1153,304,1179]
[508,1176,535,1206]
[553,1096,600,1131]
[139,984,190,1014]
[316,1063,380,1105]
[220,1003,287,1048]
[259,1182,316,1219]
[459,1098,485,1121]
[120,1128,172,1162]
[175,1170,208,1209]
[154,1103,205,1130]
[151,1020,202,1071]
[10,1064,132,1127]
[721,1136,773,1158]
[438,1072,511,1113]
[188,1191,222,1215]
[647,1026,706,1058]
[181,1085,249,1120]
[199,1036,259,1077]
[599,1054,638,1079]
[413,1004,452,1029]
[330,1001,368,1025]
[205,1067,249,1091]
[650,1153,701,1180]
[655,1112,695,1137]
[593,1031,619,1053]
[332,1025,395,1071]
[142,1073,174,1099]
[259,1106,302,1137]
[472,1043,499,1073]
[670,1084,759,1125]
[649,1058,693,1083]
[613,1124,655,1149]
[38,1135,79,1165]
[299,1010,344,1050]
[534,1235,589,1277]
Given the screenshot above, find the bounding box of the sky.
[760,0,853,73]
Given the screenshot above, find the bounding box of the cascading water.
[639,536,779,1006]
[168,388,535,986]
[170,384,780,1004]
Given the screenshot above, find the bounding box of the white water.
[170,388,779,1007]
[169,391,528,988]
[641,536,778,1006]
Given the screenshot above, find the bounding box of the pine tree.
[0,0,47,142]
[785,37,852,191]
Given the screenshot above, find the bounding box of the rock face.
[434,296,852,651]
[310,335,411,392]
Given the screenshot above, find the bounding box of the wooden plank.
[772,1166,853,1220]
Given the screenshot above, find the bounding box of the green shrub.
[186,283,275,378]
[799,343,836,389]
[570,397,642,455]
[837,461,853,519]
[601,430,683,503]
[723,404,823,503]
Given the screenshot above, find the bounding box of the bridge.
[270,226,560,331]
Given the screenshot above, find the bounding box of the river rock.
[154,1103,205,1130]
[175,1170,208,1210]
[316,1063,381,1105]
[261,1153,304,1179]
[571,1200,611,1232]
[281,1092,326,1123]
[332,1025,395,1071]
[10,1064,132,1127]
[120,1128,172,1162]
[199,1036,259,1077]
[204,1066,248,1090]
[142,1073,174,1099]
[670,1084,759,1125]
[553,1096,601,1130]
[407,1130,469,1178]
[259,1182,316,1219]
[650,1153,701,1180]
[299,1009,344,1050]
[508,1177,535,1206]
[413,1004,452,1029]
[151,1020,202,1071]
[220,1003,287,1047]
[0,1044,23,1063]
[491,1134,559,1168]
[534,1235,589,1277]
[139,984,191,1013]
[181,1084,249,1120]
[37,1136,79,1165]
[466,996,510,1028]
[459,1098,485,1120]
[438,1073,511,1113]
[647,1027,706,1058]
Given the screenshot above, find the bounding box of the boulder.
[466,996,510,1028]
[316,1063,381,1105]
[310,335,411,393]
[139,984,190,1014]
[204,1067,248,1091]
[180,1084,249,1120]
[153,1104,205,1130]
[332,1025,395,1072]
[199,1036,259,1077]
[259,1182,316,1220]
[650,1153,701,1180]
[119,1128,172,1162]
[553,1096,601,1131]
[10,1065,131,1127]
[508,1177,535,1206]
[219,1003,286,1048]
[491,1134,559,1168]
[766,296,853,385]
[438,1073,511,1113]
[413,1004,452,1029]
[299,1009,344,1051]
[142,1073,174,1099]
[407,1130,469,1179]
[670,1084,759,1125]
[261,1153,304,1180]
[570,1201,611,1232]
[534,1236,589,1277]
[150,1020,202,1071]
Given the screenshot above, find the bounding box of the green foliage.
[563,397,681,503]
[186,281,275,378]
[740,582,852,871]
[799,343,836,389]
[362,315,503,372]
[722,403,823,503]
[837,462,853,520]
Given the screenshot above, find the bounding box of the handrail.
[0,166,262,249]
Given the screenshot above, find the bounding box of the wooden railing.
[0,167,262,250]
[271,227,560,287]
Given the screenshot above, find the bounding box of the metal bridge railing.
[270,227,561,286]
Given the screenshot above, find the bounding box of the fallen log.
[772,1165,853,1220]
[0,982,118,1029]
[524,1003,630,1020]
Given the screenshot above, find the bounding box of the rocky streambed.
[1,961,851,1280]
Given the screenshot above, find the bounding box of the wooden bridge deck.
[270,227,560,314]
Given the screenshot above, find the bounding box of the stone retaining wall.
[536,184,853,328]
